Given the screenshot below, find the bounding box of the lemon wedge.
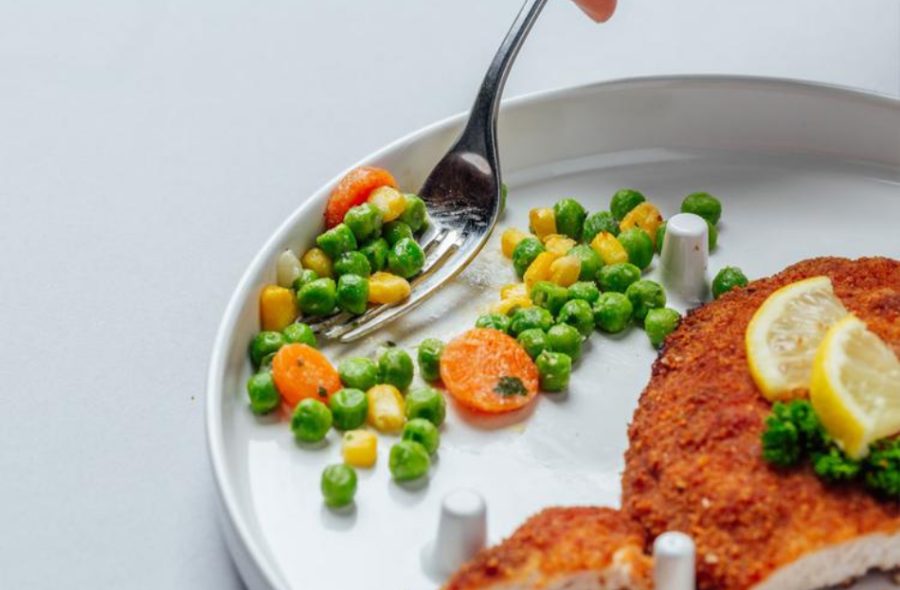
[810,315,900,458]
[746,276,849,400]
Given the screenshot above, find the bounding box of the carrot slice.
[324,166,398,228]
[440,328,539,414]
[271,344,342,408]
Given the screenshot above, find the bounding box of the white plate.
[207,76,900,590]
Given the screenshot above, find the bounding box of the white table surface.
[0,1,897,588]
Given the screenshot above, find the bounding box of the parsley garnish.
[494,376,527,397]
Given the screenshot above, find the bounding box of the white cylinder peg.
[653,531,696,590]
[659,213,710,308]
[426,489,487,576]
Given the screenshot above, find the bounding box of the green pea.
[384,221,414,246]
[343,203,384,243]
[283,322,317,348]
[291,269,319,291]
[610,189,646,221]
[298,278,337,316]
[417,339,445,383]
[656,220,716,253]
[402,418,440,454]
[546,323,582,362]
[645,307,682,349]
[387,237,425,279]
[517,328,549,360]
[626,280,666,321]
[553,198,587,240]
[567,281,600,304]
[593,292,633,333]
[597,262,642,293]
[399,194,427,232]
[475,313,511,333]
[246,371,281,414]
[536,351,572,393]
[329,388,368,430]
[405,386,446,426]
[509,307,554,336]
[333,251,372,278]
[338,357,379,391]
[530,281,569,316]
[617,228,654,270]
[378,347,414,390]
[557,299,595,337]
[359,238,389,272]
[681,192,722,225]
[291,398,333,443]
[321,464,357,508]
[250,331,286,367]
[712,266,749,299]
[567,244,603,281]
[336,274,369,315]
[259,352,277,371]
[582,210,619,242]
[389,440,431,481]
[316,223,357,259]
[511,237,545,277]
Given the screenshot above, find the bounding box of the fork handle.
[455,0,549,158]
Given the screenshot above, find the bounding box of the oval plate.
[207,76,900,590]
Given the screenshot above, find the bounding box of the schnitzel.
[445,257,900,590]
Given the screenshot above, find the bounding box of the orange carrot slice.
[440,328,539,414]
[271,344,341,408]
[324,166,398,228]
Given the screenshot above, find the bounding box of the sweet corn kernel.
[341,429,377,468]
[501,228,528,258]
[276,249,303,288]
[301,247,333,278]
[529,207,557,241]
[366,384,406,433]
[367,272,411,304]
[620,202,664,247]
[500,283,529,300]
[549,255,582,287]
[368,186,407,222]
[490,296,533,316]
[259,285,298,331]
[523,251,560,289]
[590,232,629,266]
[544,234,578,256]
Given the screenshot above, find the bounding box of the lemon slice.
[810,315,900,458]
[746,276,849,400]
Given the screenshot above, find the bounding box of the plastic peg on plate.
[425,489,487,576]
[653,531,696,590]
[660,213,710,307]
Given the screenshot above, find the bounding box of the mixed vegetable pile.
[246,164,750,509]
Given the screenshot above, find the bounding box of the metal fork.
[310,0,548,342]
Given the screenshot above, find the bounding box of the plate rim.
[205,74,900,590]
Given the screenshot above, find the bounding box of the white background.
[0,1,897,589]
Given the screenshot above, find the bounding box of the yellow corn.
[549,255,581,287]
[366,384,406,433]
[301,247,333,278]
[528,207,557,241]
[368,186,407,222]
[620,202,664,247]
[500,283,529,300]
[523,251,560,289]
[590,232,629,266]
[490,296,533,316]
[341,430,377,468]
[259,285,298,331]
[501,228,528,258]
[544,234,577,256]
[367,272,411,304]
